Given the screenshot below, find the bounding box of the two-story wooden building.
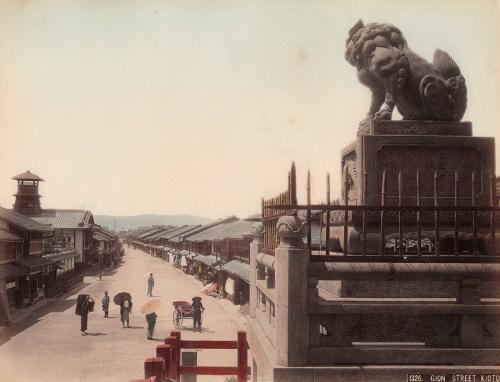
[92,227,121,267]
[0,206,53,321]
[11,171,95,271]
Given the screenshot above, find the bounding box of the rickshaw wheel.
[173,308,183,329]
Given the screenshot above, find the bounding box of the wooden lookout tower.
[12,170,44,216]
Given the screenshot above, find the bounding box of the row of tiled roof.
[124,214,260,243]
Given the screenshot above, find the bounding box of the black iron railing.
[263,165,499,263]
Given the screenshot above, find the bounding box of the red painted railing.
[131,330,248,382]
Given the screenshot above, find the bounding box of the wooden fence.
[261,162,297,255]
[132,330,248,382]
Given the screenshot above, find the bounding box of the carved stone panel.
[318,313,459,347]
[359,120,473,137]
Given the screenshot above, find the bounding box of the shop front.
[21,257,54,305]
[0,263,28,324]
[221,260,250,305]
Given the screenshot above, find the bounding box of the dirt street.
[0,247,248,382]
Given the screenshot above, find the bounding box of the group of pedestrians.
[75,272,204,339]
[75,290,133,335]
[75,275,154,337]
[100,290,133,327]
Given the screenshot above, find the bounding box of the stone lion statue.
[345,20,467,128]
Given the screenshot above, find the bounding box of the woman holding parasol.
[141,299,161,340]
[113,292,132,328]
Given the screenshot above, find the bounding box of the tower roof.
[12,170,44,181]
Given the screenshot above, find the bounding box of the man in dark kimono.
[191,296,204,333]
[80,295,92,335]
[145,312,157,340]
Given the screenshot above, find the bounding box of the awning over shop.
[194,254,218,267]
[22,256,56,274]
[0,263,28,280]
[22,256,55,268]
[43,250,76,262]
[221,260,250,283]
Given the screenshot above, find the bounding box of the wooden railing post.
[144,358,164,381]
[165,335,177,380]
[171,330,181,380]
[237,331,248,382]
[156,344,171,378]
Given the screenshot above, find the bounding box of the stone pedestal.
[327,120,496,298]
[275,215,309,367]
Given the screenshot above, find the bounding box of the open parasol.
[113,292,132,305]
[140,299,161,314]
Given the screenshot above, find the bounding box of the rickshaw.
[172,301,203,330]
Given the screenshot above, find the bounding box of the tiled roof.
[0,207,53,232]
[0,263,28,279]
[12,170,44,181]
[221,260,250,283]
[93,227,118,241]
[127,227,159,239]
[138,227,171,239]
[156,225,201,240]
[32,209,94,229]
[184,219,253,242]
[93,231,111,241]
[0,229,22,242]
[146,227,179,240]
[180,216,239,240]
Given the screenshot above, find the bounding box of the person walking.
[191,296,204,333]
[147,273,154,297]
[121,298,132,328]
[145,311,157,340]
[102,291,110,318]
[78,295,94,335]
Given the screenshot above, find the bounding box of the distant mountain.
[94,214,213,231]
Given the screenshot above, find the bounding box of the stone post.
[274,214,309,367]
[181,351,197,382]
[249,222,264,318]
[458,278,483,348]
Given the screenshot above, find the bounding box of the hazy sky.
[1,0,499,219]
